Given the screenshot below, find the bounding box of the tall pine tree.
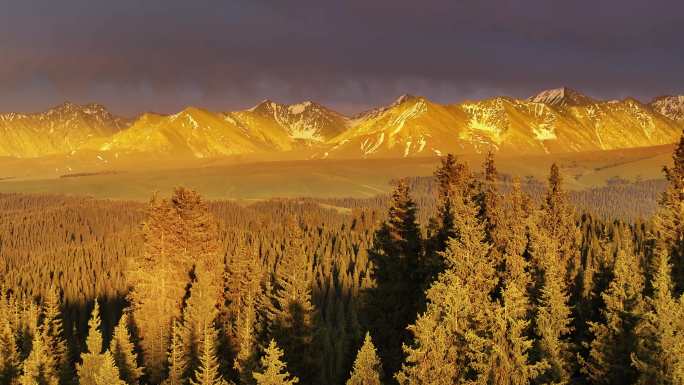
[346,333,382,385]
[396,191,494,385]
[540,164,581,288]
[189,325,229,385]
[110,312,143,385]
[366,180,424,380]
[76,301,126,385]
[533,238,574,385]
[252,340,298,385]
[265,219,318,385]
[41,287,69,385]
[582,245,646,385]
[652,134,684,295]
[632,249,684,384]
[18,329,59,385]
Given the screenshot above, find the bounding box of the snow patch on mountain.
[533,126,557,141]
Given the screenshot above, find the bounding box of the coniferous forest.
[0,137,683,385]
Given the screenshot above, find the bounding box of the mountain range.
[0,87,682,161]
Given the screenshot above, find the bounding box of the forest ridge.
[0,136,682,385]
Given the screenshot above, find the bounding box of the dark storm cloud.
[1,0,682,116]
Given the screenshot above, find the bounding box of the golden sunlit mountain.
[1,88,682,161]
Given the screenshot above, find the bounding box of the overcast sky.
[1,0,682,116]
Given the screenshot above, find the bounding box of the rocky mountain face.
[649,95,684,122]
[321,91,683,158]
[1,89,682,160]
[528,87,596,106]
[0,102,129,157]
[239,100,349,142]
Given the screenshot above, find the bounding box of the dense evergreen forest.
[0,137,683,385]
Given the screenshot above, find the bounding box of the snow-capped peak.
[393,94,422,106]
[288,101,313,115]
[650,95,684,122]
[529,87,596,107]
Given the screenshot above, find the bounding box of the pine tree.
[470,282,545,385]
[631,249,684,384]
[41,287,70,385]
[425,154,474,276]
[130,188,220,383]
[224,241,263,359]
[130,194,187,383]
[233,293,259,385]
[93,353,129,385]
[266,219,318,385]
[582,246,646,385]
[534,244,574,385]
[366,180,424,379]
[0,311,21,384]
[18,329,59,385]
[182,265,222,377]
[110,312,143,384]
[540,164,581,286]
[163,320,187,385]
[478,150,502,244]
[252,340,298,385]
[396,192,493,385]
[346,333,382,385]
[652,134,684,295]
[499,178,533,291]
[189,325,229,385]
[77,301,126,385]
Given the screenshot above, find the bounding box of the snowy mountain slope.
[0,88,681,161]
[240,99,349,142]
[0,102,129,158]
[649,95,684,122]
[320,89,683,158]
[529,86,596,106]
[88,107,267,158]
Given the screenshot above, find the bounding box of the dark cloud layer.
[1,0,682,116]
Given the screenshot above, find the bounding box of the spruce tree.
[478,150,502,244]
[397,192,493,385]
[425,154,474,276]
[0,312,21,384]
[182,266,222,377]
[93,353,129,385]
[366,180,424,379]
[265,219,318,385]
[130,188,220,383]
[41,287,69,385]
[18,329,59,385]
[163,320,187,385]
[499,178,533,291]
[110,312,143,384]
[632,250,684,384]
[540,164,581,286]
[582,247,646,385]
[252,340,298,385]
[234,294,259,385]
[470,282,545,385]
[534,244,574,385]
[346,333,382,385]
[130,194,186,383]
[77,301,126,385]
[224,242,263,347]
[189,325,229,385]
[652,134,684,295]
